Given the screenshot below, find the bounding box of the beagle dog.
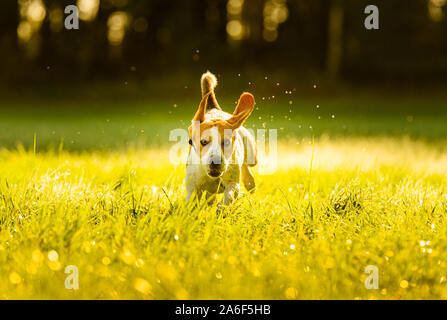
[185,71,257,207]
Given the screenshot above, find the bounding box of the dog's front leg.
[186,189,193,202]
[185,177,195,201]
[185,163,201,202]
[186,184,204,203]
[224,182,240,206]
[217,184,239,214]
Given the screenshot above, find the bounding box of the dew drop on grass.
[134,278,151,294]
[9,272,21,284]
[285,287,298,299]
[48,250,58,262]
[400,280,409,289]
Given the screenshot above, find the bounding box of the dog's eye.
[223,139,231,147]
[200,139,209,146]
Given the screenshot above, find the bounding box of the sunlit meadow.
[0,96,447,299]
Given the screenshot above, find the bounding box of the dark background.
[1,0,447,90]
[0,0,446,151]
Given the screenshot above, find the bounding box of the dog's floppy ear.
[192,92,212,122]
[226,93,255,129]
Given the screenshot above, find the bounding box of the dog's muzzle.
[208,157,224,177]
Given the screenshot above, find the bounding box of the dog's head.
[189,92,255,178]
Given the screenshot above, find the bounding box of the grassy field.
[0,93,447,299]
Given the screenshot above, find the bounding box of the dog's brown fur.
[185,72,257,205]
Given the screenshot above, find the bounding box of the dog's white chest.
[186,161,239,195]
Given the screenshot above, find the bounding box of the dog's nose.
[209,157,222,169]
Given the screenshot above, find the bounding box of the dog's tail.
[201,71,221,111]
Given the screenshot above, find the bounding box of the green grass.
[1,95,447,150]
[0,95,447,299]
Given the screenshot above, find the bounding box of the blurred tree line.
[0,0,446,87]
